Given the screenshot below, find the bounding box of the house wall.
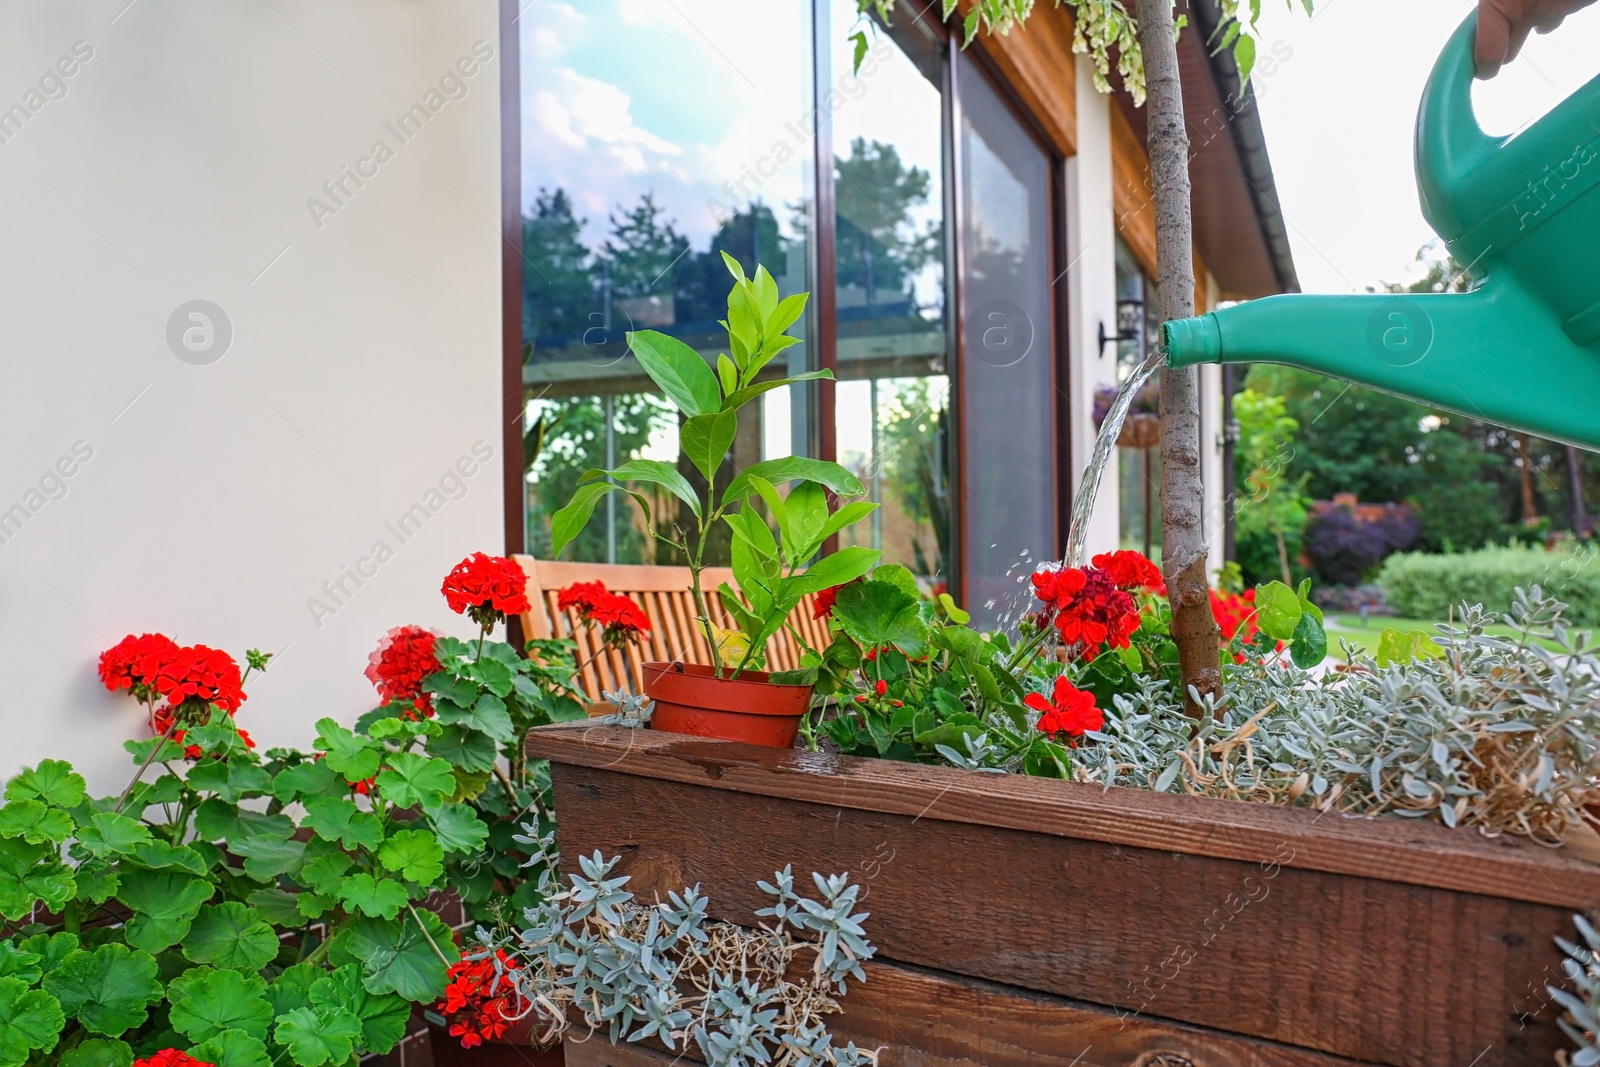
[0,1,504,789]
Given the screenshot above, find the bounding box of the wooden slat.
[542,751,1585,1067]
[953,0,1078,156]
[527,725,1600,909]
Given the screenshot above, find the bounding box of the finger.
[1475,0,1518,78]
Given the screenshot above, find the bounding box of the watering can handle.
[1414,12,1496,226]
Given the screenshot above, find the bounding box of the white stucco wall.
[1063,53,1121,560]
[0,2,504,790]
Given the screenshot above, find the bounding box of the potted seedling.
[548,254,879,747]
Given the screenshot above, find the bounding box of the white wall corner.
[1200,273,1226,581]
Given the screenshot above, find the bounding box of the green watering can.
[1164,12,1600,450]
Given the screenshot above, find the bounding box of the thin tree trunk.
[1135,0,1222,716]
[1568,444,1590,536]
[1517,433,1537,523]
[1274,526,1291,586]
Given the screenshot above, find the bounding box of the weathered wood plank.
[545,757,1577,1067]
[526,725,1600,909]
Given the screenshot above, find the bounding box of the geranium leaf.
[433,694,514,743]
[831,579,928,658]
[376,753,454,809]
[4,760,85,809]
[116,869,214,953]
[314,719,381,782]
[297,847,352,896]
[274,1005,363,1067]
[16,932,78,976]
[128,841,208,876]
[309,964,411,1054]
[182,902,279,971]
[228,833,306,882]
[245,887,302,927]
[185,760,272,803]
[73,860,120,905]
[330,912,457,1001]
[376,829,443,885]
[167,968,273,1043]
[0,944,40,986]
[192,800,293,846]
[296,891,333,919]
[75,812,154,858]
[58,1036,132,1067]
[187,1029,271,1067]
[301,798,383,851]
[43,944,162,1036]
[427,725,498,773]
[270,761,345,804]
[0,976,64,1066]
[423,803,489,855]
[266,964,321,1017]
[0,801,73,846]
[0,838,74,919]
[337,875,408,920]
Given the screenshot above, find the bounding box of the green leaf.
[298,847,353,896]
[5,760,85,809]
[720,370,834,412]
[193,800,292,845]
[17,933,78,977]
[0,800,73,844]
[0,977,63,1066]
[548,479,619,558]
[1233,31,1257,85]
[72,861,119,904]
[680,411,739,484]
[301,797,383,851]
[188,1029,271,1067]
[0,838,74,919]
[266,964,322,1017]
[1289,611,1328,668]
[167,968,273,1043]
[810,500,878,555]
[427,724,498,773]
[309,964,411,1055]
[44,944,163,1036]
[595,459,702,520]
[0,945,39,986]
[185,759,272,803]
[937,592,970,625]
[274,1006,363,1067]
[377,829,444,885]
[433,693,514,744]
[424,803,490,855]
[338,874,409,920]
[376,753,455,809]
[128,841,208,875]
[626,330,720,417]
[76,812,154,858]
[724,458,865,504]
[870,563,921,602]
[245,887,303,927]
[831,578,928,658]
[182,902,279,971]
[716,352,738,397]
[228,833,306,882]
[1253,580,1301,641]
[788,547,883,601]
[314,719,380,782]
[1376,627,1445,668]
[116,869,214,953]
[59,1036,132,1067]
[331,911,458,1001]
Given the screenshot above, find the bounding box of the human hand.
[1476,0,1597,78]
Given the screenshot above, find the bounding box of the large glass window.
[829,2,952,587]
[520,0,814,561]
[956,51,1056,629]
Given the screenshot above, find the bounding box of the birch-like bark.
[1134,0,1223,714]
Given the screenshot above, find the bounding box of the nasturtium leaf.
[376,753,454,809]
[17,932,78,976]
[58,1036,132,1067]
[0,838,74,919]
[0,945,39,986]
[245,887,302,927]
[0,976,64,1066]
[182,902,279,971]
[229,833,306,881]
[309,964,411,1055]
[166,968,273,1043]
[273,1005,363,1067]
[331,912,458,1001]
[301,797,383,852]
[266,964,321,1017]
[314,718,380,782]
[43,944,162,1036]
[433,694,514,743]
[76,812,154,858]
[187,1029,271,1067]
[424,803,489,855]
[376,829,444,885]
[337,875,408,920]
[4,760,85,809]
[427,725,498,773]
[116,869,214,953]
[0,801,72,845]
[128,841,208,876]
[1376,627,1445,667]
[1253,580,1302,641]
[1289,610,1328,668]
[297,848,352,896]
[271,761,344,804]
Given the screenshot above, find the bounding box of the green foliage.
[1232,388,1311,586]
[44,945,163,1036]
[1379,543,1600,624]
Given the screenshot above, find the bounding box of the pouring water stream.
[1061,350,1164,568]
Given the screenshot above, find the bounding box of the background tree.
[1232,388,1310,586]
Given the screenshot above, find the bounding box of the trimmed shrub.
[1378,542,1600,623]
[1304,502,1420,586]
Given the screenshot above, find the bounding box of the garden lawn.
[1323,613,1569,661]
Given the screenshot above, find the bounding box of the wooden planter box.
[527,725,1600,1067]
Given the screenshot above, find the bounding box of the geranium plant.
[547,255,880,674]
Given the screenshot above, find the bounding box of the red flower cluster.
[1031,564,1140,662]
[556,581,650,647]
[100,634,245,712]
[98,633,178,699]
[438,949,524,1048]
[813,584,844,620]
[442,552,531,628]
[1025,677,1105,743]
[134,1051,214,1067]
[1090,550,1164,592]
[365,624,441,718]
[1210,587,1258,643]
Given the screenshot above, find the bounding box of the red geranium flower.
[442,552,531,629]
[814,584,843,620]
[874,679,888,697]
[366,624,442,718]
[556,581,609,616]
[1031,564,1139,662]
[98,633,180,699]
[1091,549,1164,592]
[557,582,650,647]
[134,1052,214,1067]
[150,644,246,713]
[1025,677,1104,743]
[437,949,526,1049]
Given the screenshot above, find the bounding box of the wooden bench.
[513,557,832,702]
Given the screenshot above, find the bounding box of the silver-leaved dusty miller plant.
[596,688,654,727]
[471,827,880,1067]
[1552,913,1600,1065]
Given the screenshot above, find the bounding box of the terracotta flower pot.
[427,1013,563,1066]
[643,661,813,748]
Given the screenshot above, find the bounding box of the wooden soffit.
[954,0,1078,155]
